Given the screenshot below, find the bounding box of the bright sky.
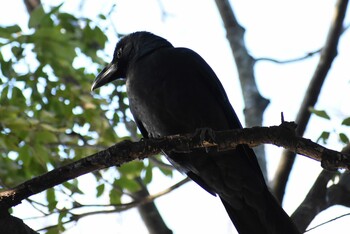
[2,0,350,233]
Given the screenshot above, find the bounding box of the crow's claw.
[194,128,217,153]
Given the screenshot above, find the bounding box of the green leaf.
[46,188,57,212]
[339,133,349,144]
[11,45,23,59]
[18,144,33,166]
[109,188,122,204]
[57,13,79,33]
[154,156,174,177]
[40,123,62,132]
[143,164,153,184]
[47,3,64,17]
[114,177,140,192]
[0,58,15,79]
[118,161,144,177]
[98,14,107,20]
[11,87,26,108]
[30,27,77,63]
[62,180,83,194]
[32,143,50,168]
[46,228,59,234]
[57,209,70,230]
[34,130,58,143]
[341,117,350,126]
[28,6,48,28]
[4,118,30,131]
[96,184,105,197]
[309,107,330,120]
[317,131,330,144]
[0,25,21,39]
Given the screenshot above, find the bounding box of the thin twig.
[35,178,189,232]
[305,212,350,232]
[256,49,321,64]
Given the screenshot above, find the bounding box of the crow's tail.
[220,190,300,234]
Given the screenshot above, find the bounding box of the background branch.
[256,49,321,64]
[292,145,350,232]
[214,0,270,179]
[272,0,349,202]
[35,178,189,233]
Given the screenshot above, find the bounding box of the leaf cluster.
[0,4,173,232]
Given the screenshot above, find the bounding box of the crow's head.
[91,31,173,90]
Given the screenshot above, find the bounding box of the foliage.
[0,4,172,232]
[310,108,350,145]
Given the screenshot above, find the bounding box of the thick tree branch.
[1,122,349,212]
[273,0,349,202]
[133,177,173,234]
[214,0,270,179]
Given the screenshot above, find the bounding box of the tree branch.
[291,145,350,232]
[273,0,349,202]
[256,49,321,64]
[214,0,270,179]
[34,178,190,233]
[133,177,173,234]
[1,122,349,211]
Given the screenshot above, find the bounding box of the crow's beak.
[91,63,118,91]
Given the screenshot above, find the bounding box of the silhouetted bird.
[91,31,300,234]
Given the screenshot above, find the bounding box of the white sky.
[2,0,350,233]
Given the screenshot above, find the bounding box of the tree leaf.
[341,117,350,126]
[0,25,21,39]
[96,184,105,197]
[114,177,140,192]
[109,188,122,204]
[46,188,57,212]
[28,6,51,28]
[143,164,153,184]
[119,161,144,177]
[339,133,349,144]
[34,130,58,143]
[309,107,330,120]
[317,131,330,144]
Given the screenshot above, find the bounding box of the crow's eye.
[117,48,123,58]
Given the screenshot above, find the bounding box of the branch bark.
[133,177,173,234]
[1,122,349,211]
[214,0,270,180]
[273,0,349,202]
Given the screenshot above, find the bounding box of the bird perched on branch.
[91,31,300,234]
